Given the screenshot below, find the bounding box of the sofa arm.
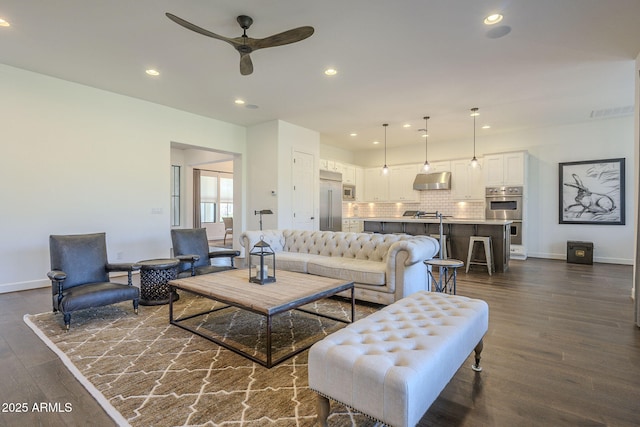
[47,270,67,282]
[106,263,142,273]
[239,230,285,252]
[208,250,240,267]
[386,237,440,267]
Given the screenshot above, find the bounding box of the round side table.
[138,258,180,306]
[424,258,464,295]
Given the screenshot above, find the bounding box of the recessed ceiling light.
[350,133,357,137]
[403,124,411,128]
[324,68,337,76]
[373,140,380,145]
[145,69,160,76]
[482,125,491,129]
[234,99,245,105]
[484,14,503,25]
[0,18,10,27]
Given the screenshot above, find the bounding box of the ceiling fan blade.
[239,53,254,75]
[250,26,314,50]
[165,13,241,47]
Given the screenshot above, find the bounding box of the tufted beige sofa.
[239,229,440,305]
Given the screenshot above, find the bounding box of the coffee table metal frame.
[168,270,355,368]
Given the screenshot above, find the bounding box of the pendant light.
[381,123,389,175]
[469,107,480,169]
[422,116,430,172]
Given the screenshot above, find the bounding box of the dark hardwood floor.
[1,258,638,426]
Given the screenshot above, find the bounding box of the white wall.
[319,139,355,164]
[0,64,246,293]
[246,120,320,232]
[342,116,635,264]
[247,121,279,231]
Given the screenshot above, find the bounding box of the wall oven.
[485,186,523,220]
[486,186,523,245]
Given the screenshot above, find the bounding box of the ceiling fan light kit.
[165,12,314,75]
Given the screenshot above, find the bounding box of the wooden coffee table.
[168,269,354,368]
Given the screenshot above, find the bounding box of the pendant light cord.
[381,123,389,174]
[424,116,429,160]
[473,113,476,157]
[470,107,479,164]
[383,123,388,166]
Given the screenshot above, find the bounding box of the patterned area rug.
[24,294,380,427]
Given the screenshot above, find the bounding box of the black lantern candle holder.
[249,236,276,285]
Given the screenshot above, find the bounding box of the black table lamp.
[254,209,273,230]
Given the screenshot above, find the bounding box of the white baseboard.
[0,278,49,294]
[526,252,633,265]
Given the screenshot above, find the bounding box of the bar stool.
[424,259,464,294]
[429,234,451,259]
[466,236,494,276]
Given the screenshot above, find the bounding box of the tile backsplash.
[343,190,485,219]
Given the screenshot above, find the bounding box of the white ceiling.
[1,0,639,151]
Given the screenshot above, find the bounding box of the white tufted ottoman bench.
[308,291,488,427]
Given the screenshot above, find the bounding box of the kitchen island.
[363,217,512,272]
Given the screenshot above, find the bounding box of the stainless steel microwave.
[343,184,355,201]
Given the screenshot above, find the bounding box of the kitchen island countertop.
[362,217,512,225]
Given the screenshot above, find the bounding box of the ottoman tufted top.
[308,290,488,427]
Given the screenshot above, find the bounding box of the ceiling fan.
[166,13,314,75]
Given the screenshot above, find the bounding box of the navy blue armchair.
[171,228,239,278]
[48,233,140,330]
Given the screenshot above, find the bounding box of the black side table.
[138,258,180,305]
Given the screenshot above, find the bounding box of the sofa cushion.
[272,251,317,273]
[307,257,386,286]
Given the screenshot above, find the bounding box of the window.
[219,176,233,219]
[197,170,233,224]
[200,175,218,223]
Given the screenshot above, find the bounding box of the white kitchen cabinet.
[484,151,526,186]
[350,219,364,232]
[389,164,420,202]
[342,164,356,184]
[342,219,363,232]
[364,167,389,201]
[320,159,343,173]
[451,159,484,200]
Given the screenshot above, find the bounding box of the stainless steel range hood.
[413,172,451,190]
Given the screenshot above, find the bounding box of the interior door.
[292,151,315,230]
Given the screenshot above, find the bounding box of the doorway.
[170,143,241,247]
[292,150,316,230]
[193,167,234,241]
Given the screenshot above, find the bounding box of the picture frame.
[559,158,625,225]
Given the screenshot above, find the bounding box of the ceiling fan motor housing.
[237,15,253,30]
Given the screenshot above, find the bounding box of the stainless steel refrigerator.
[319,170,342,231]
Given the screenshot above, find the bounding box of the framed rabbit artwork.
[559,158,625,225]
